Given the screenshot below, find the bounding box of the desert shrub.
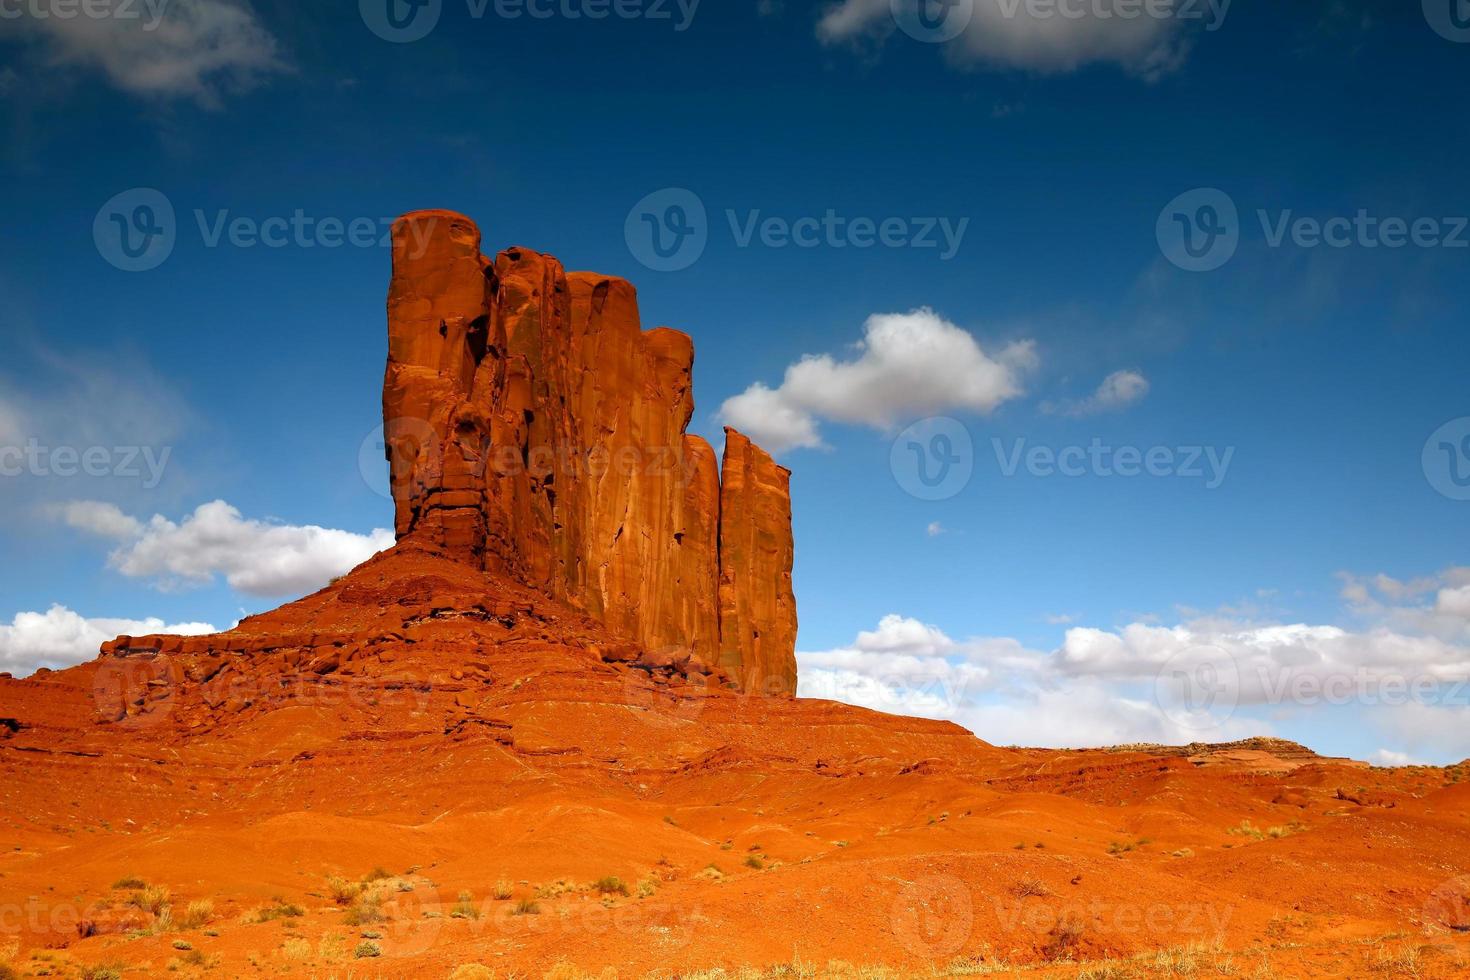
[178,899,213,929]
[255,900,304,923]
[171,940,192,951]
[593,876,629,897]
[364,867,393,883]
[129,884,171,916]
[452,890,479,920]
[280,937,312,961]
[1013,876,1049,898]
[354,940,382,959]
[493,879,513,900]
[112,875,147,890]
[637,878,657,898]
[327,876,365,905]
[80,967,124,980]
[344,891,385,927]
[512,899,540,916]
[743,856,764,870]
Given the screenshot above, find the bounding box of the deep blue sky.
[2,0,1468,762]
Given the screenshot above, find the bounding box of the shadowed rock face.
[382,209,797,693]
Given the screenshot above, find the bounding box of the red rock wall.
[718,429,798,694]
[382,210,795,691]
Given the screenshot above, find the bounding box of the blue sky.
[2,0,1469,764]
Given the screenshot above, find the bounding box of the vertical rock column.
[718,428,798,694]
[383,210,796,692]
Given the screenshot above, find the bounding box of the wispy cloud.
[5,0,287,106]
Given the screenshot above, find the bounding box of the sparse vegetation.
[743,855,764,870]
[493,879,514,900]
[112,875,147,890]
[254,900,305,923]
[327,875,365,905]
[591,875,629,896]
[452,890,480,919]
[512,899,541,916]
[353,940,382,959]
[171,940,192,951]
[128,884,172,916]
[178,899,213,929]
[637,878,657,898]
[344,890,385,927]
[1012,876,1049,898]
[80,967,124,980]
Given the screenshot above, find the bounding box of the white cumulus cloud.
[798,576,1470,763]
[53,499,394,597]
[817,0,1199,79]
[0,604,216,676]
[720,308,1036,453]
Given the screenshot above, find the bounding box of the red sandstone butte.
[381,210,797,693]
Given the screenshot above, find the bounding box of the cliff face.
[382,210,796,693]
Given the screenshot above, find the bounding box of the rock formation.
[381,210,797,693]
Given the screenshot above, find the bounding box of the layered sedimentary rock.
[382,210,795,692]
